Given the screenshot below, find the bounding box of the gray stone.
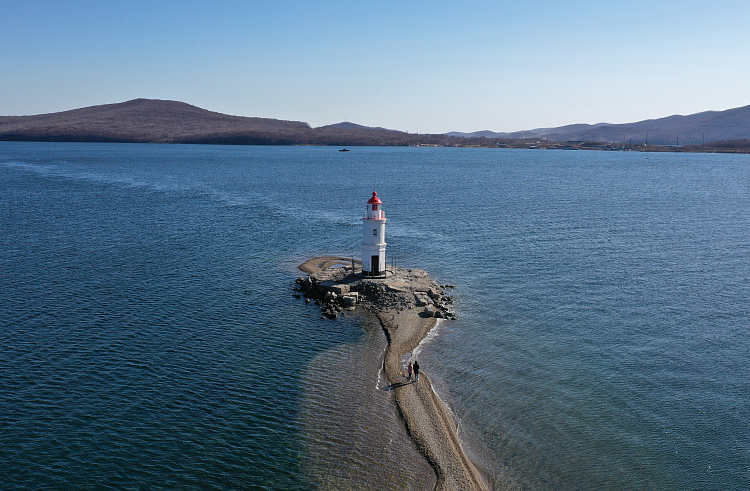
[331,284,350,295]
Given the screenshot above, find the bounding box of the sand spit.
[297,257,487,491]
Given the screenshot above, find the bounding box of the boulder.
[414,292,433,307]
[331,284,350,295]
[317,280,339,293]
[341,293,358,307]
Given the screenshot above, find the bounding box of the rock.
[341,293,358,307]
[414,292,433,307]
[331,284,350,295]
[298,261,457,323]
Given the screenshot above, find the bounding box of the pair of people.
[407,361,420,382]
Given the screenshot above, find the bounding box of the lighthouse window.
[373,229,377,236]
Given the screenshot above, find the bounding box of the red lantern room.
[365,191,385,220]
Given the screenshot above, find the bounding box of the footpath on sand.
[297,257,487,491]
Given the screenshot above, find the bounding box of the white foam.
[376,342,387,390]
[400,318,447,368]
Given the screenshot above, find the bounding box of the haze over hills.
[447,104,750,145]
[2,98,750,148]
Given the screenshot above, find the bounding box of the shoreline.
[297,257,487,491]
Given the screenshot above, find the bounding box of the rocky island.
[296,257,486,491]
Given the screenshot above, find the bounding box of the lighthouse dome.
[367,191,382,205]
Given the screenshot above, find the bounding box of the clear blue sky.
[2,1,749,133]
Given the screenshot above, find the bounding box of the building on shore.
[362,191,386,276]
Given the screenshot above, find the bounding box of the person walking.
[413,360,420,382]
[407,362,414,381]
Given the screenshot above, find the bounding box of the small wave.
[401,318,447,367]
[375,342,388,391]
[387,223,449,241]
[2,160,170,190]
[2,161,59,174]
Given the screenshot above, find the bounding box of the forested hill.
[447,104,750,146]
[0,99,311,144]
[3,99,750,150]
[0,99,451,146]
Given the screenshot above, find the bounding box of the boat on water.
[339,148,350,152]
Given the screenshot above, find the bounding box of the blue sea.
[1,142,748,490]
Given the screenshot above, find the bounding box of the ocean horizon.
[1,141,748,490]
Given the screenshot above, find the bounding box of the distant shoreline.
[3,138,749,154]
[4,98,750,153]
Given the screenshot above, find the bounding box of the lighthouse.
[362,191,387,276]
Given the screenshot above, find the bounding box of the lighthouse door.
[371,255,380,276]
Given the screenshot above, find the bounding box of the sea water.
[1,142,748,490]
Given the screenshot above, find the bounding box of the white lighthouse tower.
[362,191,387,276]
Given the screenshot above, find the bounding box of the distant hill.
[0,99,440,146]
[3,98,750,150]
[326,122,393,131]
[0,99,311,144]
[447,105,750,145]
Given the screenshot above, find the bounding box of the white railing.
[364,210,385,219]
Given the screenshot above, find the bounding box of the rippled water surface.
[1,142,748,489]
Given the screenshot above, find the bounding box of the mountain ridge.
[447,105,750,145]
[2,98,750,148]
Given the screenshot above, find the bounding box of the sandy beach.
[298,257,487,491]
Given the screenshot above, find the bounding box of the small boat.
[339,148,350,152]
